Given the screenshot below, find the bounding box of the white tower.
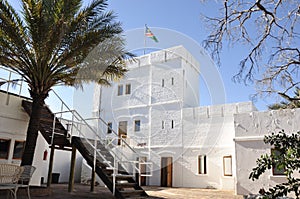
[96,46,200,148]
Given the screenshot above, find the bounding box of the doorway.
[136,157,147,186]
[161,157,172,187]
[118,121,127,145]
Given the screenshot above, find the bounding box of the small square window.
[107,122,112,134]
[125,84,131,95]
[271,149,286,175]
[117,85,123,96]
[13,141,25,160]
[198,155,207,174]
[134,120,141,132]
[0,139,10,159]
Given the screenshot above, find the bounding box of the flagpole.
[144,24,147,55]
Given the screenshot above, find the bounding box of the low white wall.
[52,150,83,183]
[234,108,300,196]
[0,92,83,185]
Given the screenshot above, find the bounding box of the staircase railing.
[0,66,25,104]
[0,66,153,191]
[49,90,152,192]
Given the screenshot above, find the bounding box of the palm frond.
[0,0,128,96]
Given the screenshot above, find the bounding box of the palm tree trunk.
[21,94,46,166]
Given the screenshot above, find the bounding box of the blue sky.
[8,0,274,110]
[108,0,272,110]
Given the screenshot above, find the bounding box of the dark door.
[161,157,172,187]
[140,157,147,186]
[118,121,127,145]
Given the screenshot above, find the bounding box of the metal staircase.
[21,100,71,150]
[23,90,151,199]
[1,66,152,198]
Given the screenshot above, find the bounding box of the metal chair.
[18,165,36,199]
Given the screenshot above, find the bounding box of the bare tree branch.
[203,0,300,99]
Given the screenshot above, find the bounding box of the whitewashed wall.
[90,46,259,191]
[0,92,82,185]
[147,102,254,190]
[234,108,300,196]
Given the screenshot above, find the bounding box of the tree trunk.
[21,94,46,166]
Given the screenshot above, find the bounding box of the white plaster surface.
[89,46,256,191]
[0,92,82,185]
[234,108,300,196]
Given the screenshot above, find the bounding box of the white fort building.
[90,45,256,190]
[0,45,298,197]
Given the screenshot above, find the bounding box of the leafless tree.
[203,0,300,99]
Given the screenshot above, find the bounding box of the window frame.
[12,140,25,160]
[107,122,113,134]
[117,85,123,96]
[223,155,233,176]
[125,84,131,95]
[0,138,11,160]
[198,155,207,174]
[134,120,141,132]
[271,148,286,176]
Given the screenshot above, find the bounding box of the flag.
[145,25,158,42]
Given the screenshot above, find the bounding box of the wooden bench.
[0,164,23,199]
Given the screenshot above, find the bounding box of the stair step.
[116,174,133,179]
[109,174,133,180]
[116,182,136,188]
[71,136,149,198]
[119,190,144,197]
[103,169,114,175]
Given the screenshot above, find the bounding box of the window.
[171,120,174,129]
[107,122,112,134]
[13,141,25,159]
[125,84,131,95]
[223,156,232,176]
[134,120,141,132]
[162,79,164,87]
[162,121,165,129]
[171,77,174,85]
[0,139,10,159]
[117,85,123,96]
[271,149,286,175]
[198,155,207,174]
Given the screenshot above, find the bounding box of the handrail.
[50,90,147,174]
[52,111,115,170]
[0,66,24,103]
[85,117,141,157]
[82,117,152,175]
[51,90,73,113]
[98,117,140,155]
[0,67,153,191]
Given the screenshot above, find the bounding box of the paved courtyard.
[144,186,243,199]
[2,184,244,199]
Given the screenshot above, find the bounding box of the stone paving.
[144,186,243,199]
[0,184,244,199]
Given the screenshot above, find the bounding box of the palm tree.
[268,88,300,110]
[0,0,129,166]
